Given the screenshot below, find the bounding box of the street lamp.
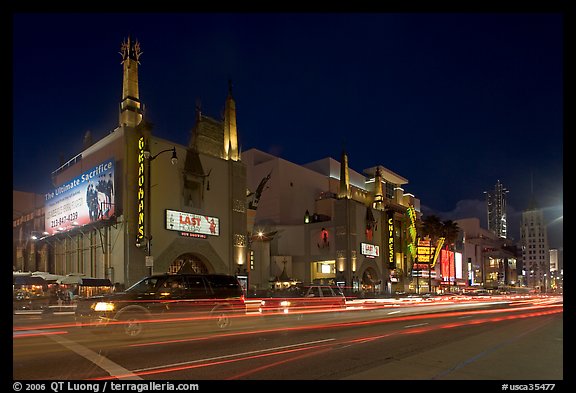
[139,144,178,275]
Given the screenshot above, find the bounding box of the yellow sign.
[406,206,417,258]
[387,217,394,265]
[417,246,435,263]
[137,136,146,244]
[430,237,445,268]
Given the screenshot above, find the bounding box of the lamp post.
[140,144,178,275]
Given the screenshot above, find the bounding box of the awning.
[31,272,65,282]
[57,274,85,285]
[78,278,112,287]
[13,276,47,286]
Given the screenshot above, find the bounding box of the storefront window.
[311,260,336,282]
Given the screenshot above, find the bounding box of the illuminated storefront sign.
[406,206,417,259]
[440,249,455,282]
[440,252,464,282]
[312,260,336,281]
[416,238,434,263]
[361,242,380,258]
[387,211,395,268]
[412,263,436,278]
[430,237,444,268]
[44,159,116,236]
[166,209,220,237]
[137,136,146,245]
[455,252,463,279]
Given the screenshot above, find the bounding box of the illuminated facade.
[17,38,247,286]
[548,249,562,293]
[456,217,519,290]
[13,191,45,272]
[520,205,549,291]
[243,148,420,295]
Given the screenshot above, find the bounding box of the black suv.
[75,273,246,339]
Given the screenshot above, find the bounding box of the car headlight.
[92,302,115,312]
[280,300,291,307]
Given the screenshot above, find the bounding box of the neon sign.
[387,211,395,268]
[406,206,417,259]
[137,136,145,244]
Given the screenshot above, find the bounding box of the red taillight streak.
[127,303,562,348]
[92,307,561,380]
[13,298,560,333]
[13,330,69,338]
[14,322,80,331]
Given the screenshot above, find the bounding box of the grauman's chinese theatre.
[43,38,247,286]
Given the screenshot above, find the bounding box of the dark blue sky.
[12,12,564,249]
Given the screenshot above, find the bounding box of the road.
[13,295,563,381]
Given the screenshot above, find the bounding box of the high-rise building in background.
[520,201,549,291]
[549,249,559,273]
[484,180,509,239]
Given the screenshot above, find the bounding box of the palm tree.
[421,215,444,240]
[420,215,444,293]
[441,219,460,247]
[419,216,460,292]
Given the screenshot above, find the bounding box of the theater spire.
[338,149,351,199]
[119,36,143,128]
[224,80,239,161]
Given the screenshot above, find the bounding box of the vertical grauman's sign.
[137,136,146,245]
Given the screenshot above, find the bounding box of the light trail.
[125,302,562,348]
[85,304,562,380]
[13,330,69,338]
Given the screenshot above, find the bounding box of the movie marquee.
[165,209,220,239]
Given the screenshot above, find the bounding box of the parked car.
[259,284,346,318]
[75,273,246,339]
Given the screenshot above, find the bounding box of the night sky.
[11,12,564,250]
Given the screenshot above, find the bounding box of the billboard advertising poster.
[455,252,463,280]
[44,159,115,235]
